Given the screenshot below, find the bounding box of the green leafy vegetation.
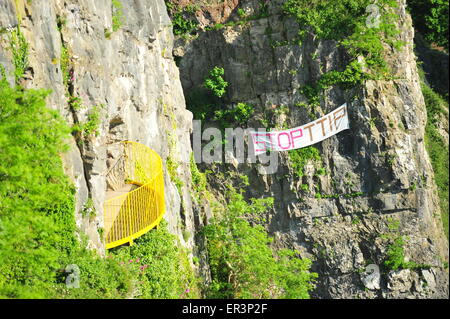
[172,12,199,36]
[0,76,75,297]
[384,235,431,271]
[237,8,246,18]
[8,26,29,84]
[111,0,124,32]
[81,198,96,219]
[421,79,449,238]
[214,102,255,127]
[189,152,208,203]
[68,96,83,111]
[60,45,71,87]
[186,87,217,121]
[384,236,412,270]
[111,221,200,298]
[83,105,102,136]
[283,0,402,106]
[382,219,431,271]
[188,67,252,129]
[165,1,198,36]
[284,0,373,41]
[288,146,322,178]
[0,69,197,299]
[167,153,184,195]
[71,105,103,139]
[54,245,137,299]
[204,66,228,98]
[407,0,449,51]
[185,67,229,122]
[104,0,124,38]
[202,188,317,298]
[0,77,135,298]
[163,101,184,195]
[165,0,271,36]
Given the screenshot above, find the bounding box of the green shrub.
[407,0,449,51]
[283,0,370,41]
[72,105,102,139]
[288,146,321,178]
[382,219,432,270]
[276,249,317,299]
[214,102,255,126]
[55,247,136,299]
[283,0,402,106]
[0,77,197,299]
[83,105,102,136]
[111,221,200,299]
[190,152,207,201]
[172,12,198,36]
[383,235,430,271]
[165,1,198,36]
[384,236,407,270]
[8,26,29,84]
[111,0,124,32]
[167,154,184,195]
[237,8,246,18]
[60,45,70,86]
[202,189,317,298]
[256,0,270,19]
[68,96,82,111]
[0,77,75,297]
[421,82,449,237]
[187,67,233,124]
[204,66,228,98]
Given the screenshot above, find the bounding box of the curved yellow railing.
[103,141,165,249]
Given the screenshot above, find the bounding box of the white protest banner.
[250,104,349,155]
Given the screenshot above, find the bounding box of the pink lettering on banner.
[252,133,267,153]
[250,104,349,155]
[290,129,303,148]
[333,106,346,129]
[252,132,277,152]
[277,132,292,150]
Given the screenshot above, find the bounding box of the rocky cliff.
[172,0,449,298]
[0,0,448,299]
[0,0,202,260]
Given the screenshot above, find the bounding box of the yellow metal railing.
[103,141,165,249]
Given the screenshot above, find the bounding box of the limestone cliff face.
[173,0,449,298]
[0,0,200,261]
